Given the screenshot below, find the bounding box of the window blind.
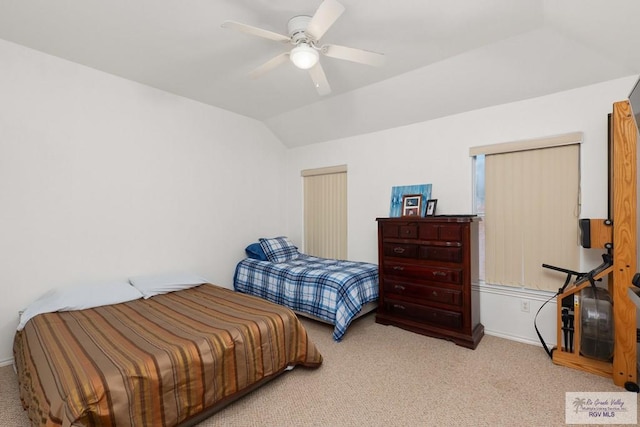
[302,165,347,259]
[473,133,581,291]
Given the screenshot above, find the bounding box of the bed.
[234,237,379,341]
[13,278,322,427]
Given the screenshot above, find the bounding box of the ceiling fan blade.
[248,52,290,79]
[306,0,345,41]
[308,62,332,96]
[221,21,290,43]
[321,44,386,67]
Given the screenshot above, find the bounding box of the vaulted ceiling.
[1,0,639,147]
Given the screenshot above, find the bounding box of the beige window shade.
[302,165,347,259]
[484,143,580,291]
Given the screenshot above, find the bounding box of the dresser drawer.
[384,279,462,306]
[419,246,463,263]
[384,243,462,263]
[418,224,463,242]
[382,223,418,239]
[383,243,419,258]
[438,225,463,242]
[384,299,462,329]
[383,262,462,285]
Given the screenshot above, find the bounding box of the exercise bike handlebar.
[541,263,583,276]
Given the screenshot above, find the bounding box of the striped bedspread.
[233,255,379,341]
[13,284,322,427]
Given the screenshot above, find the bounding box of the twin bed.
[13,237,378,426]
[234,237,379,341]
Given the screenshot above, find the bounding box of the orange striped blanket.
[13,284,323,426]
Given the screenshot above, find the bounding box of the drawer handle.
[394,285,406,291]
[432,271,447,277]
[393,247,405,254]
[432,291,438,297]
[393,304,406,310]
[393,266,405,271]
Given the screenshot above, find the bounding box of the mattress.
[13,284,323,426]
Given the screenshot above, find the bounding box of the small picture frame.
[401,194,422,217]
[425,199,438,216]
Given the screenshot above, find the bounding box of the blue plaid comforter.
[233,255,379,341]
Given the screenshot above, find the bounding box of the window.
[471,133,582,292]
[301,165,347,259]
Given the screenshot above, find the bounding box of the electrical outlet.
[520,300,530,313]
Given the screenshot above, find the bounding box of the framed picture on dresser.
[401,194,422,217]
[425,199,438,216]
[389,184,432,217]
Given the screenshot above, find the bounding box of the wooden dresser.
[376,216,484,349]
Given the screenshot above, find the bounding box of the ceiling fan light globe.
[290,43,319,69]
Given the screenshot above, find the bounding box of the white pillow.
[129,271,208,299]
[17,281,143,331]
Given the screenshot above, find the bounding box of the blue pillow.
[259,237,299,263]
[245,243,268,261]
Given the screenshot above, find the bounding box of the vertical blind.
[301,165,347,259]
[471,133,581,291]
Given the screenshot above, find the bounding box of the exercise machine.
[545,100,638,391]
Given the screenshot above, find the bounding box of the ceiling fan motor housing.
[288,15,313,44]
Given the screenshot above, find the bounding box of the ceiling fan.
[221,0,385,96]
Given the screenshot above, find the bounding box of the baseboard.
[484,329,546,348]
[0,358,14,368]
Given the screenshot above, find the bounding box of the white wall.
[0,39,287,364]
[285,75,639,346]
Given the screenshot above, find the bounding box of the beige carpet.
[1,314,636,426]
